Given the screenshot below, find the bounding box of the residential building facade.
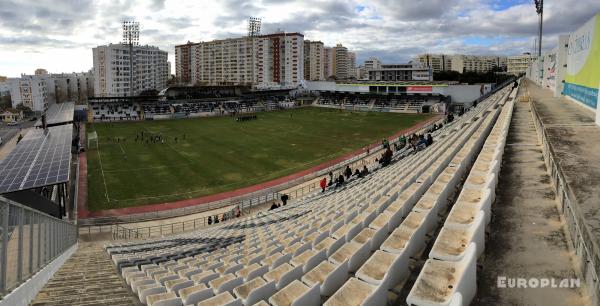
[415,54,453,73]
[177,32,304,87]
[508,53,533,75]
[324,47,334,79]
[93,43,169,97]
[368,63,432,81]
[7,75,48,111]
[303,40,325,81]
[450,55,507,73]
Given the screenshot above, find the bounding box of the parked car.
[7,121,18,126]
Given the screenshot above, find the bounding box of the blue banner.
[564,82,598,109]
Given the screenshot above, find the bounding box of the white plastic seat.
[179,283,214,305]
[263,263,304,290]
[301,259,348,297]
[232,276,276,306]
[269,280,320,306]
[197,291,243,306]
[323,277,387,306]
[146,292,182,306]
[209,273,244,294]
[429,211,485,261]
[139,284,167,305]
[356,249,411,291]
[290,249,327,273]
[330,241,371,273]
[236,263,269,282]
[407,243,477,306]
[314,237,344,257]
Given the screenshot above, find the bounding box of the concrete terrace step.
[31,243,140,306]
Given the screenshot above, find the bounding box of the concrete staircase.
[31,242,138,306]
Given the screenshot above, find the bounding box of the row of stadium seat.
[104,83,515,306]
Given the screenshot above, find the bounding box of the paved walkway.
[475,84,588,305]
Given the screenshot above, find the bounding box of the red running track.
[78,115,442,218]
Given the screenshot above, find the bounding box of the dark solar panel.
[35,102,75,127]
[0,125,72,194]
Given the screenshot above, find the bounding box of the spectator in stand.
[208,216,212,225]
[214,215,220,223]
[270,202,279,210]
[328,172,334,186]
[335,174,345,188]
[354,169,361,177]
[320,177,327,192]
[416,135,427,150]
[361,165,369,177]
[344,165,352,179]
[426,134,434,146]
[281,194,289,206]
[381,147,393,166]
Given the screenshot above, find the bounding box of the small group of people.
[405,133,434,151]
[319,165,369,192]
[269,193,289,211]
[207,206,241,225]
[428,123,443,133]
[236,114,257,122]
[133,131,186,145]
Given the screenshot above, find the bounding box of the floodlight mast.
[123,21,140,97]
[534,0,543,58]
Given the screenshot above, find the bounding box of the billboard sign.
[565,13,600,109]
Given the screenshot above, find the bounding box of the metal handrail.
[0,197,77,297]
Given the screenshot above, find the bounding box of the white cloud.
[0,0,599,77]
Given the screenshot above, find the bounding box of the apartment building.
[304,40,325,81]
[368,63,432,81]
[507,53,533,75]
[333,44,349,79]
[93,43,169,97]
[255,32,304,87]
[450,55,507,73]
[177,32,304,87]
[7,71,94,110]
[7,75,48,111]
[415,54,453,73]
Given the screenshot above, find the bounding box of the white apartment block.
[255,33,304,87]
[188,37,255,86]
[364,57,382,70]
[348,51,357,73]
[368,63,432,81]
[93,43,168,97]
[333,44,349,79]
[40,72,94,104]
[507,53,533,75]
[415,54,453,73]
[451,55,507,73]
[304,40,325,81]
[179,32,304,87]
[8,75,48,111]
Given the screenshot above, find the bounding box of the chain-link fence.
[0,197,77,298]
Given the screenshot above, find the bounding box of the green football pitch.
[86,107,432,211]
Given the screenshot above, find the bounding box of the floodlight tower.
[248,17,261,86]
[534,0,543,57]
[122,21,140,96]
[248,17,261,37]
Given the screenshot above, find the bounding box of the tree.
[0,95,11,110]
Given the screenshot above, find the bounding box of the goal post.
[88,131,98,150]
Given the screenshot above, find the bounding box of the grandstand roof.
[335,80,454,87]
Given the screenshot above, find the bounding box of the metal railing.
[105,192,280,240]
[0,197,77,297]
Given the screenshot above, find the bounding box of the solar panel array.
[0,125,72,194]
[35,102,75,127]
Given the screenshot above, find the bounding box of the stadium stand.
[101,80,517,306]
[317,92,447,113]
[91,102,141,121]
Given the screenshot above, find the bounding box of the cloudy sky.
[1,0,599,77]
